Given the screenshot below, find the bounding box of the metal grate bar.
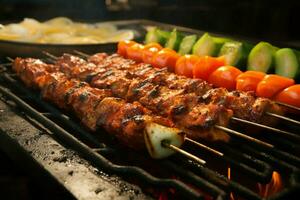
[178,157,263,200]
[240,145,299,173]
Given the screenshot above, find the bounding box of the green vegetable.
[247,42,277,73]
[275,48,299,79]
[145,27,170,45]
[178,35,197,55]
[165,29,183,51]
[192,33,230,56]
[219,41,252,67]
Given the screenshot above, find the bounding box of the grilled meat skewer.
[55,53,282,126]
[15,57,232,142]
[89,54,283,124]
[12,58,185,158]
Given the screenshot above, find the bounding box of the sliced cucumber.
[145,27,170,45]
[219,41,251,67]
[213,37,231,52]
[178,35,197,55]
[165,29,183,51]
[275,48,299,79]
[247,42,276,73]
[192,33,230,56]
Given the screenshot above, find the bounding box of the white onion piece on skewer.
[144,123,185,159]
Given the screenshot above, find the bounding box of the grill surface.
[0,84,151,200]
[1,52,300,199]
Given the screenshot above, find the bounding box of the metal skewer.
[6,57,14,62]
[185,137,223,157]
[266,112,300,127]
[231,117,300,141]
[161,140,206,165]
[42,51,58,60]
[73,50,90,57]
[214,125,274,148]
[275,101,300,112]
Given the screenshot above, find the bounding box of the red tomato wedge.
[275,85,300,108]
[175,55,200,78]
[193,56,225,80]
[236,71,266,92]
[152,48,180,72]
[256,75,295,98]
[126,43,145,63]
[117,40,137,57]
[142,42,163,64]
[208,66,242,90]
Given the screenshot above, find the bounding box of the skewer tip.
[266,112,300,127]
[215,125,274,148]
[162,140,206,165]
[42,51,58,60]
[185,137,223,157]
[73,50,90,58]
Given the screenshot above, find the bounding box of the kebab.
[16,56,233,142]
[12,57,188,159]
[12,57,236,160]
[53,53,282,127]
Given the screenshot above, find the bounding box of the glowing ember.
[158,192,168,200]
[227,167,235,200]
[258,171,283,197]
[158,188,176,200]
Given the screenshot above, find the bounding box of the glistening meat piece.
[12,58,185,155]
[55,54,232,141]
[13,57,59,88]
[88,53,283,124]
[41,74,174,149]
[55,53,282,125]
[14,57,231,142]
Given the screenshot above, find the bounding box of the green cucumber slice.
[219,41,251,67]
[165,29,183,51]
[178,35,197,55]
[275,48,299,79]
[192,33,229,56]
[145,27,170,45]
[247,42,276,73]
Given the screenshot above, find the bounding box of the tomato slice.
[236,71,266,92]
[193,56,225,81]
[117,40,137,57]
[275,85,300,108]
[208,66,242,90]
[142,42,163,64]
[126,43,145,63]
[175,55,199,78]
[256,75,295,98]
[152,48,180,72]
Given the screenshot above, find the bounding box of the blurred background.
[0,0,299,44]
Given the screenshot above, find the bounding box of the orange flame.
[227,167,235,200]
[258,171,282,197]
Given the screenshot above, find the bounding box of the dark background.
[0,0,299,44]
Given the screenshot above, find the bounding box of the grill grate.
[0,61,300,199]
